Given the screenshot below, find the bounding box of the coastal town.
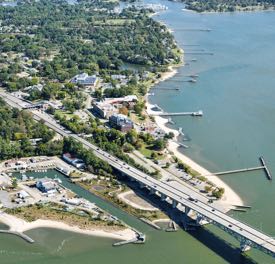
[0,0,235,245]
[0,0,274,263]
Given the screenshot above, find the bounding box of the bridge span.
[1,91,275,259]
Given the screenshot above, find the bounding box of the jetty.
[140,218,161,230]
[0,230,34,243]
[113,231,146,246]
[153,110,203,117]
[167,118,175,124]
[165,221,178,232]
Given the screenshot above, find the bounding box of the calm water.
[1,1,275,263]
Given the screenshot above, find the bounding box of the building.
[109,114,134,132]
[70,73,98,89]
[36,178,58,194]
[92,102,118,119]
[62,153,85,169]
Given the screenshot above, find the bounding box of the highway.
[1,91,275,257]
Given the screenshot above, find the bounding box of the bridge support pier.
[240,240,251,252]
[161,193,166,201]
[185,206,191,216]
[172,200,178,209]
[195,214,204,226]
[139,182,145,188]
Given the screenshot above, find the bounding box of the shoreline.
[0,212,136,241]
[181,7,275,14]
[146,67,244,210]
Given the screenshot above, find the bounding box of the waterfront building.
[36,178,58,194]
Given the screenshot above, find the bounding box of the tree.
[152,138,166,151]
[11,178,18,189]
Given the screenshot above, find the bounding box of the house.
[109,114,134,132]
[70,73,98,90]
[62,153,85,169]
[36,178,58,194]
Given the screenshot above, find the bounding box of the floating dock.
[259,156,272,180]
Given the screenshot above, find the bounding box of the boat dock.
[259,156,272,180]
[153,111,203,117]
[0,230,34,243]
[174,28,211,32]
[184,52,214,55]
[214,166,265,176]
[203,157,272,181]
[153,87,180,91]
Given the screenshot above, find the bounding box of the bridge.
[1,91,275,258]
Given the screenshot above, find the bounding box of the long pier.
[214,166,265,176]
[153,111,203,117]
[152,87,180,91]
[204,157,272,180]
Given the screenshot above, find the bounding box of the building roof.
[110,114,133,126]
[71,73,97,86]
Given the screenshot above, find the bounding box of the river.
[1,1,275,263]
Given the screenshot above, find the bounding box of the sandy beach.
[146,100,244,210]
[118,190,158,211]
[0,212,136,241]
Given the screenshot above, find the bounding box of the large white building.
[70,73,98,90]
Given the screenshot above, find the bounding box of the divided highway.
[1,91,275,258]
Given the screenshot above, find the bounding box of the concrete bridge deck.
[1,91,275,258]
